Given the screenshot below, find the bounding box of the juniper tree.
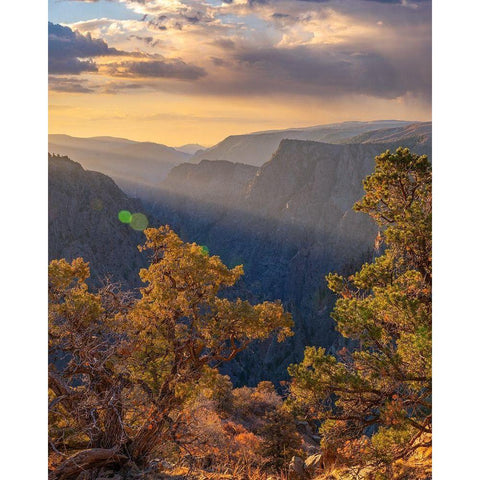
[288,148,432,478]
[48,226,293,479]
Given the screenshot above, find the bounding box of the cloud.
[210,57,229,67]
[109,59,207,80]
[49,0,430,104]
[49,57,98,75]
[48,76,96,93]
[362,0,429,3]
[208,38,236,50]
[209,45,406,98]
[101,81,147,94]
[49,22,123,74]
[128,34,160,47]
[49,22,122,59]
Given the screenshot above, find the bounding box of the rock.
[304,454,323,475]
[288,456,307,479]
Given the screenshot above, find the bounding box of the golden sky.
[48,0,431,147]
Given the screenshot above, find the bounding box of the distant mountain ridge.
[175,143,207,155]
[190,120,431,166]
[48,134,191,197]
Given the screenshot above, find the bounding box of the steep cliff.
[48,154,148,287]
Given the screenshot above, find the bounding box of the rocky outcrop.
[48,154,149,287]
[288,453,334,479]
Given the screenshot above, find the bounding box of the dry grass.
[157,464,288,480]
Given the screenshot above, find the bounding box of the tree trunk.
[49,447,128,480]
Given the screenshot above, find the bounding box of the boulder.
[288,456,307,479]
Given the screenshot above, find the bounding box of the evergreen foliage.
[288,148,432,478]
[48,226,293,478]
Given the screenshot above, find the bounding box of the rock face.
[164,159,257,206]
[190,120,431,166]
[152,140,398,384]
[48,154,148,287]
[156,159,258,237]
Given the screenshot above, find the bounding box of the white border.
[2,0,47,477]
[433,0,480,478]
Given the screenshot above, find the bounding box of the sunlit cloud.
[49,0,431,144]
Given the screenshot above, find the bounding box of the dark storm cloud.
[232,46,402,97]
[49,22,122,59]
[248,0,429,5]
[48,22,123,74]
[362,0,430,3]
[49,57,98,74]
[109,60,207,80]
[186,42,429,101]
[248,0,328,5]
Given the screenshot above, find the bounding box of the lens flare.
[130,213,149,231]
[118,210,132,223]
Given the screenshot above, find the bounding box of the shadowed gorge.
[48,122,431,385]
[149,140,396,384]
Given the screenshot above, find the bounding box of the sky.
[48,0,431,147]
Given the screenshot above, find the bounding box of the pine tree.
[288,148,432,478]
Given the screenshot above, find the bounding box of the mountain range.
[48,134,190,197]
[48,120,432,384]
[190,120,431,166]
